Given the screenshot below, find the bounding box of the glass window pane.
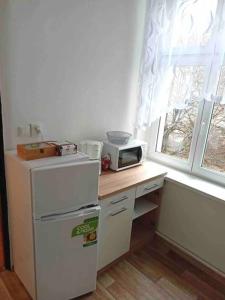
[202,104,225,173]
[202,66,225,173]
[156,65,205,160]
[158,101,199,160]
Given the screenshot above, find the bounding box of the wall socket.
[17,123,43,138]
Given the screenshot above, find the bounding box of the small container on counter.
[101,154,111,171]
[51,141,77,156]
[17,142,57,160]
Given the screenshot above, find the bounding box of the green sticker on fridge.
[71,216,98,247]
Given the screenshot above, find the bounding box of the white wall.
[2,0,225,276]
[158,181,225,273]
[0,0,146,149]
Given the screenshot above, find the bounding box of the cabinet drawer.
[98,192,135,270]
[99,188,135,211]
[136,177,164,198]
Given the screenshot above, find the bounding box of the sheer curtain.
[137,0,225,129]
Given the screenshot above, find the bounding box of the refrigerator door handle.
[39,206,100,222]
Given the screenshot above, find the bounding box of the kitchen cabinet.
[98,162,167,271]
[98,189,135,270]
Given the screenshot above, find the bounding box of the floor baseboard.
[156,231,225,283]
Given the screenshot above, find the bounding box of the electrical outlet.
[17,126,23,137]
[30,123,43,137]
[17,123,44,138]
[17,125,30,137]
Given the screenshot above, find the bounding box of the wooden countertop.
[98,161,167,199]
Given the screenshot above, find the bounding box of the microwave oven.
[102,140,147,171]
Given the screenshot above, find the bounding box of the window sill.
[146,159,225,204]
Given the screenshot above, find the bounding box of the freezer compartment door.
[34,206,100,300]
[32,160,99,218]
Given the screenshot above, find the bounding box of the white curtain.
[137,0,225,129]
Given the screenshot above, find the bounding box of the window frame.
[148,99,204,174]
[192,100,225,185]
[148,98,225,186]
[147,61,225,186]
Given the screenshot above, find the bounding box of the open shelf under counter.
[130,219,155,252]
[133,197,158,220]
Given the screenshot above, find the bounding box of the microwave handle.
[139,146,143,162]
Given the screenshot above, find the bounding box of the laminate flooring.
[1,238,225,300]
[0,213,4,271]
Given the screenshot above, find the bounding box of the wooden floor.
[1,237,225,300]
[0,213,4,271]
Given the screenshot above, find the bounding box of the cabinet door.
[98,190,135,270]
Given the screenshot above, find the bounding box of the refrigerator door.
[34,206,100,300]
[31,160,99,219]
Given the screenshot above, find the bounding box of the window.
[202,103,225,173]
[150,74,225,184]
[156,66,204,161]
[202,66,225,174]
[147,1,225,185]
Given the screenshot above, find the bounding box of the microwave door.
[118,147,142,168]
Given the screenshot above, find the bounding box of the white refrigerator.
[5,151,100,300]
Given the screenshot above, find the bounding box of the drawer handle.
[110,196,128,204]
[110,207,127,216]
[144,184,159,191]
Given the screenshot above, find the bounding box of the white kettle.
[79,140,103,160]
